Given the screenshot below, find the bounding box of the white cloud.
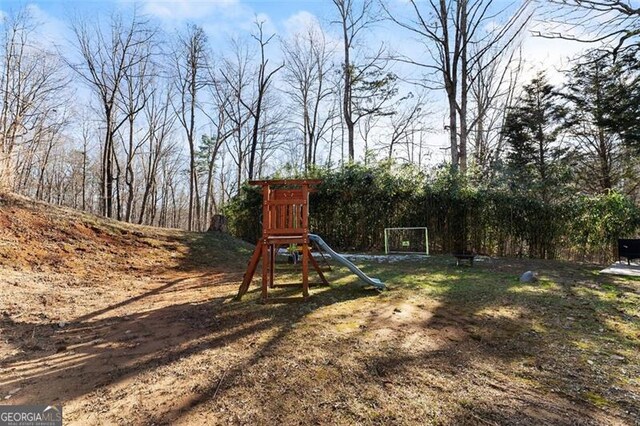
[9,4,71,51]
[519,31,588,85]
[137,0,263,47]
[282,11,319,37]
[280,10,343,53]
[141,0,240,21]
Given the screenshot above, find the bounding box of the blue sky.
[0,0,335,38]
[1,0,587,78]
[0,0,355,72]
[0,0,589,77]
[0,0,590,162]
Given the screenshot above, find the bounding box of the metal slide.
[308,234,386,290]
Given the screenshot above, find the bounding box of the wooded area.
[0,0,638,239]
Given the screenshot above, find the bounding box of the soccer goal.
[384,227,429,255]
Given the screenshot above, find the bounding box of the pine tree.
[604,52,640,154]
[502,73,569,201]
[562,50,638,193]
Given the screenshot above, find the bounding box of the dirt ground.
[1,194,639,425]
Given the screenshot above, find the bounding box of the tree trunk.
[208,214,228,233]
[458,0,469,174]
[105,123,115,218]
[82,139,87,211]
[447,91,459,169]
[247,82,263,180]
[342,29,354,162]
[125,116,135,222]
[0,151,12,193]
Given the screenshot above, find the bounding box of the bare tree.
[0,8,68,192]
[401,126,433,168]
[119,36,155,222]
[255,97,289,177]
[171,23,209,231]
[138,78,176,225]
[156,145,185,228]
[220,38,255,190]
[385,93,426,160]
[358,113,379,163]
[535,0,640,56]
[469,48,524,177]
[199,72,237,226]
[13,106,69,196]
[333,0,398,161]
[324,79,345,167]
[68,10,154,218]
[78,118,94,211]
[34,110,70,199]
[281,24,336,171]
[384,0,532,173]
[333,0,372,162]
[246,20,283,180]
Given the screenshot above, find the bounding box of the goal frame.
[384,227,429,255]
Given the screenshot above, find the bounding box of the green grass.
[308,255,640,411]
[234,251,639,421]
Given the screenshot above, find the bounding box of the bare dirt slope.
[0,193,638,425]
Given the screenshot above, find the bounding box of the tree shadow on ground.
[347,257,640,424]
[0,238,375,415]
[3,229,637,424]
[138,252,638,425]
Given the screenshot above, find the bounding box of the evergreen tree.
[502,73,569,201]
[604,52,640,154]
[562,50,639,193]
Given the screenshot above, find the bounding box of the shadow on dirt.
[0,235,375,415]
[346,259,640,425]
[1,227,638,424]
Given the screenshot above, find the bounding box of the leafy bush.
[224,163,640,262]
[565,191,640,262]
[223,183,262,243]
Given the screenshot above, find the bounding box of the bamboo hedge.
[224,163,640,263]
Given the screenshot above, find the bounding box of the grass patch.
[318,255,639,416]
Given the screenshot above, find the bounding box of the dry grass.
[0,193,638,425]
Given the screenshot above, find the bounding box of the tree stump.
[208,214,228,233]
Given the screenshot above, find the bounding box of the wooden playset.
[235,179,329,303]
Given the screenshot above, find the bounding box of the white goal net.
[384,227,429,255]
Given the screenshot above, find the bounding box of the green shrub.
[566,191,640,262]
[223,163,640,262]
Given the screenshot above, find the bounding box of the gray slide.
[309,234,386,290]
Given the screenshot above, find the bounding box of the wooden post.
[261,241,269,303]
[309,253,329,286]
[302,243,309,298]
[301,182,309,298]
[235,244,262,300]
[269,244,275,288]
